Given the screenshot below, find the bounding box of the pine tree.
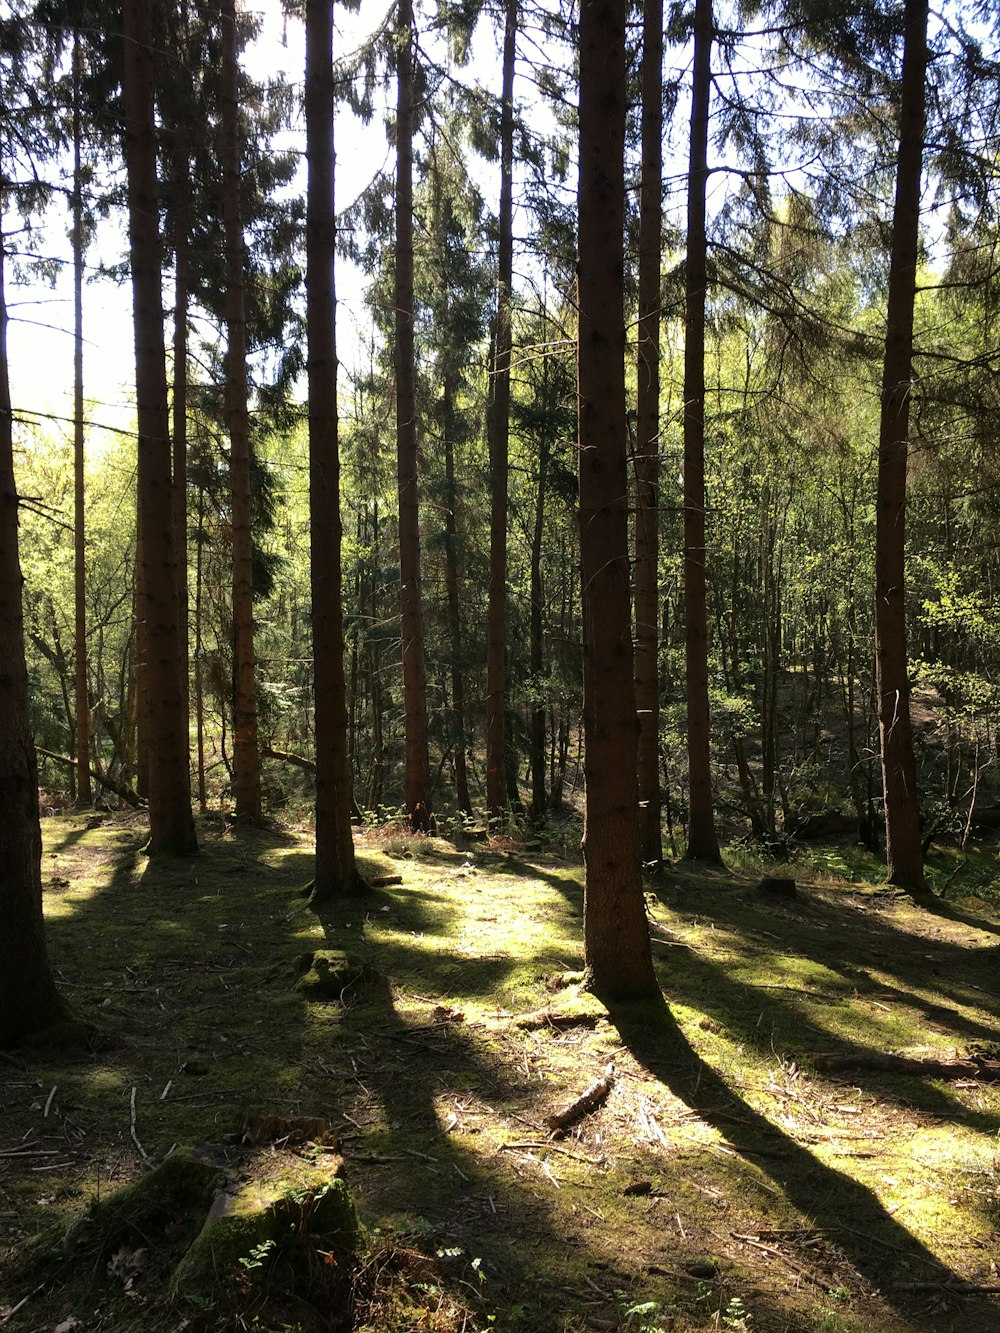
[578,0,660,1002]
[122,0,197,855]
[305,0,364,897]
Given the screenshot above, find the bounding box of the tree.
[221,0,263,824]
[874,0,928,891]
[577,0,659,1002]
[306,0,364,897]
[484,0,516,823]
[634,0,664,867]
[0,218,65,1046]
[682,0,722,863]
[122,0,197,855]
[71,28,91,808]
[395,0,432,828]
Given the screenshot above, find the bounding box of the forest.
[2,0,1000,1330]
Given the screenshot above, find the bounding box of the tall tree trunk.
[395,0,431,828]
[485,0,517,822]
[71,30,91,808]
[578,0,659,1002]
[875,0,928,892]
[442,380,473,816]
[528,421,548,824]
[306,0,363,896]
[194,480,208,813]
[221,0,262,825]
[122,0,197,855]
[0,222,65,1047]
[634,0,663,867]
[171,137,192,787]
[682,0,722,863]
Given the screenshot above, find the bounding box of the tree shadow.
[610,996,1000,1331]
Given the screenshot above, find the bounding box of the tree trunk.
[634,0,663,867]
[528,409,548,825]
[682,0,722,863]
[577,0,660,1003]
[171,136,192,792]
[194,479,208,813]
[0,222,66,1047]
[72,30,92,809]
[485,0,517,822]
[221,0,262,825]
[306,0,363,896]
[395,0,431,828]
[122,0,197,855]
[875,0,928,893]
[442,379,473,816]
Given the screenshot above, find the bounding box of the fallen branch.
[891,1280,1000,1294]
[129,1086,152,1165]
[515,1007,603,1032]
[814,1053,1000,1082]
[36,747,141,807]
[261,744,315,773]
[545,1062,615,1135]
[261,747,362,820]
[731,1233,831,1291]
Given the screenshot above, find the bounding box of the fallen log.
[814,1052,1000,1081]
[36,747,141,808]
[262,746,362,821]
[545,1062,615,1135]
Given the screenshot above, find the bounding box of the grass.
[2,813,1000,1331]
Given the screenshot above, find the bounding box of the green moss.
[295,949,379,999]
[170,1160,360,1301]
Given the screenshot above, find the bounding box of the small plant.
[239,1238,276,1273]
[721,1294,752,1330]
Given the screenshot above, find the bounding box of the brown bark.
[577,0,660,1003]
[306,0,363,897]
[485,0,517,822]
[123,0,197,855]
[72,31,91,808]
[170,137,192,787]
[0,223,65,1047]
[221,0,262,825]
[875,0,928,893]
[634,0,663,867]
[442,385,473,816]
[395,0,431,824]
[194,480,208,812]
[528,411,548,824]
[682,0,722,863]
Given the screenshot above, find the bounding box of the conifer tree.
[305,0,364,896]
[578,0,660,1001]
[682,0,722,863]
[122,0,197,855]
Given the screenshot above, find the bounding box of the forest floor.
[3,815,1000,1333]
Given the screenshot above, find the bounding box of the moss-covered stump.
[295,949,379,999]
[170,1153,360,1304]
[0,1147,226,1289]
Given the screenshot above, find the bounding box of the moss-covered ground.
[3,813,1000,1332]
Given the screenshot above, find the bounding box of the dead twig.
[545,1062,615,1135]
[731,1232,833,1291]
[129,1086,152,1165]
